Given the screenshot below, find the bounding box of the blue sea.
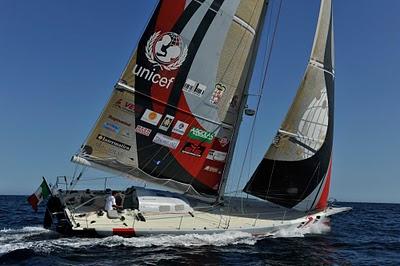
[0,196,399,265]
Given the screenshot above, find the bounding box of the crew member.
[105,191,121,211]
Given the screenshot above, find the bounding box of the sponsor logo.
[219,137,229,147]
[146,31,188,71]
[114,99,142,114]
[183,78,206,97]
[140,109,163,126]
[133,64,176,89]
[210,83,226,105]
[96,134,131,151]
[181,142,205,157]
[204,165,222,174]
[103,122,120,134]
[172,120,189,135]
[94,142,124,157]
[206,150,227,162]
[159,115,174,131]
[121,129,132,138]
[135,125,152,137]
[153,133,180,149]
[108,115,131,127]
[131,31,188,89]
[188,127,215,143]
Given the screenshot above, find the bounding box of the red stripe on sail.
[147,0,224,192]
[315,158,332,210]
[156,0,186,33]
[150,0,185,112]
[169,98,225,190]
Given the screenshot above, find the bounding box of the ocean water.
[0,196,399,265]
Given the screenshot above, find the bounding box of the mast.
[244,0,335,211]
[217,0,270,202]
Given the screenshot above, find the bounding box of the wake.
[0,221,331,255]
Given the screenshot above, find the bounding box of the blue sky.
[0,0,399,203]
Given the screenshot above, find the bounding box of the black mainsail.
[72,0,268,201]
[244,0,334,211]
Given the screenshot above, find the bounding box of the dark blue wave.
[0,196,399,265]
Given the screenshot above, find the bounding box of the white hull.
[46,188,351,238]
[68,207,350,237]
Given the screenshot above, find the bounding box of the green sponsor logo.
[188,127,215,143]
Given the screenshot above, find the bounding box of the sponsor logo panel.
[210,83,226,105]
[108,115,131,127]
[206,150,227,162]
[188,127,215,143]
[103,122,120,134]
[140,109,163,126]
[159,115,174,131]
[97,134,131,151]
[181,142,205,157]
[182,78,206,97]
[153,133,180,149]
[135,125,152,137]
[172,120,189,135]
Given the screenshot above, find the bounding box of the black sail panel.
[244,0,334,211]
[73,0,268,201]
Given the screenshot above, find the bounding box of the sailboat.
[41,0,351,237]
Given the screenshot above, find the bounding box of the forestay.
[244,0,334,211]
[73,0,268,201]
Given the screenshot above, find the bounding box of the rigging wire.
[229,0,284,209]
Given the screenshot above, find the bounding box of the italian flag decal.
[27,178,51,212]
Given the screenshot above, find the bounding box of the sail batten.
[75,0,268,201]
[244,0,334,211]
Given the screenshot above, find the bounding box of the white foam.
[0,226,48,234]
[0,226,55,255]
[109,231,257,248]
[0,222,331,255]
[272,218,331,238]
[0,231,257,255]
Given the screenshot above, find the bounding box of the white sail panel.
[244,0,334,211]
[267,65,329,161]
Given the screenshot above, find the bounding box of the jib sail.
[244,0,334,211]
[73,0,268,201]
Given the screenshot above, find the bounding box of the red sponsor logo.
[219,137,229,147]
[181,142,205,157]
[135,125,152,136]
[115,99,142,114]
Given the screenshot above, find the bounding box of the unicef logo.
[145,31,188,71]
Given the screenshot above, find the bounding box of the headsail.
[73,0,268,201]
[244,0,334,211]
